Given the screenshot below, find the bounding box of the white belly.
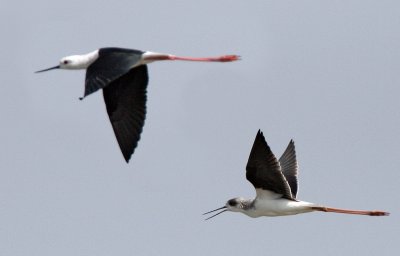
[246,198,316,217]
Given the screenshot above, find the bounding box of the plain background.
[1,1,399,255]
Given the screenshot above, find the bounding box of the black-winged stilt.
[204,130,389,219]
[36,48,240,162]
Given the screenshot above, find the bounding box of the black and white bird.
[36,48,240,162]
[204,130,389,219]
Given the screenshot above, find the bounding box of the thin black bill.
[35,65,60,73]
[203,206,227,220]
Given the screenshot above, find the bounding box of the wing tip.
[122,151,133,163]
[256,129,265,140]
[289,139,295,149]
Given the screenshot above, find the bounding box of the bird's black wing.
[278,140,299,198]
[103,65,149,162]
[246,130,294,200]
[84,48,144,98]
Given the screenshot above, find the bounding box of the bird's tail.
[311,206,389,216]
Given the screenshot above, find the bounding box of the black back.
[103,65,149,162]
[84,48,144,98]
[246,130,294,200]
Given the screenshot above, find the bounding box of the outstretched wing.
[103,65,149,162]
[279,140,299,198]
[246,130,294,200]
[84,48,144,98]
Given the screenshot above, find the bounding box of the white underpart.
[247,198,315,217]
[140,51,171,65]
[243,189,316,218]
[59,50,100,70]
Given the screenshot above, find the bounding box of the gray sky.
[1,0,399,255]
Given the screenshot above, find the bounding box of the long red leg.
[142,52,240,63]
[311,206,389,216]
[169,55,240,62]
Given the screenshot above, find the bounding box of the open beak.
[35,65,60,73]
[203,206,227,220]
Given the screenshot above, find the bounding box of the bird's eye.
[63,60,69,64]
[228,200,237,206]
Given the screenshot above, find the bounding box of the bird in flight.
[36,47,240,162]
[204,130,389,219]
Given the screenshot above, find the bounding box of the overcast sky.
[1,1,399,255]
